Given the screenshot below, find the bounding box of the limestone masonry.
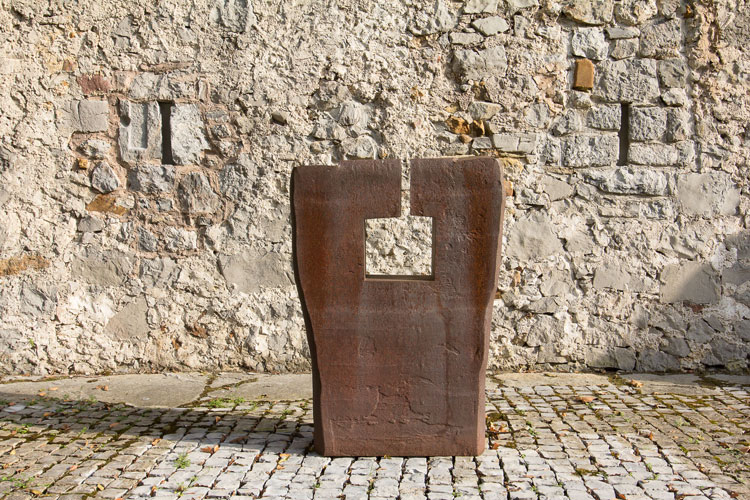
[0,0,748,375]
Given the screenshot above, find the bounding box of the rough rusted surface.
[292,157,505,457]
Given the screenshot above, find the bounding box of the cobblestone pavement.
[0,374,748,500]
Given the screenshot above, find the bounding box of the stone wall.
[0,0,748,375]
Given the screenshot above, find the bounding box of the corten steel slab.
[291,157,505,457]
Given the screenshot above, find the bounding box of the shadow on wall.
[602,229,749,373]
[647,230,750,372]
[494,222,750,374]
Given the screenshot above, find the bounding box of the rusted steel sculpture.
[292,157,505,457]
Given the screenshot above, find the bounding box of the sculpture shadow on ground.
[0,393,315,456]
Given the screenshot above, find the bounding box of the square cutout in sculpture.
[365,216,434,280]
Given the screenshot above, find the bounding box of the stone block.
[78,139,111,159]
[128,165,175,193]
[637,349,680,371]
[118,100,161,165]
[71,99,109,132]
[639,19,681,59]
[564,0,614,25]
[468,101,501,120]
[726,232,750,260]
[506,212,563,260]
[628,143,680,166]
[219,160,258,202]
[722,263,750,286]
[611,39,637,59]
[70,247,134,287]
[137,227,158,252]
[571,28,608,60]
[540,175,573,201]
[506,0,539,12]
[85,194,129,216]
[104,296,149,341]
[585,347,636,370]
[171,104,208,165]
[665,108,689,142]
[573,59,595,90]
[341,136,377,159]
[453,46,507,81]
[463,0,498,14]
[210,0,257,33]
[471,16,509,36]
[450,32,483,45]
[219,249,291,294]
[492,133,518,151]
[606,26,639,39]
[90,161,120,194]
[661,88,687,107]
[337,101,370,128]
[139,257,178,288]
[615,0,658,25]
[517,134,537,153]
[660,261,720,304]
[629,106,667,142]
[489,133,536,153]
[410,0,457,35]
[524,102,550,128]
[587,104,620,130]
[593,260,647,291]
[526,315,560,347]
[687,319,716,344]
[595,59,659,103]
[77,216,104,233]
[662,335,690,357]
[20,284,57,319]
[539,269,572,296]
[177,171,219,214]
[541,137,561,164]
[472,136,493,150]
[551,110,583,136]
[561,135,618,167]
[676,172,740,217]
[164,227,198,252]
[736,320,750,342]
[658,58,687,88]
[129,73,196,101]
[583,166,668,195]
[702,339,745,367]
[77,74,110,94]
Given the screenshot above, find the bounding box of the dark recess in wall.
[618,103,630,166]
[159,101,173,165]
